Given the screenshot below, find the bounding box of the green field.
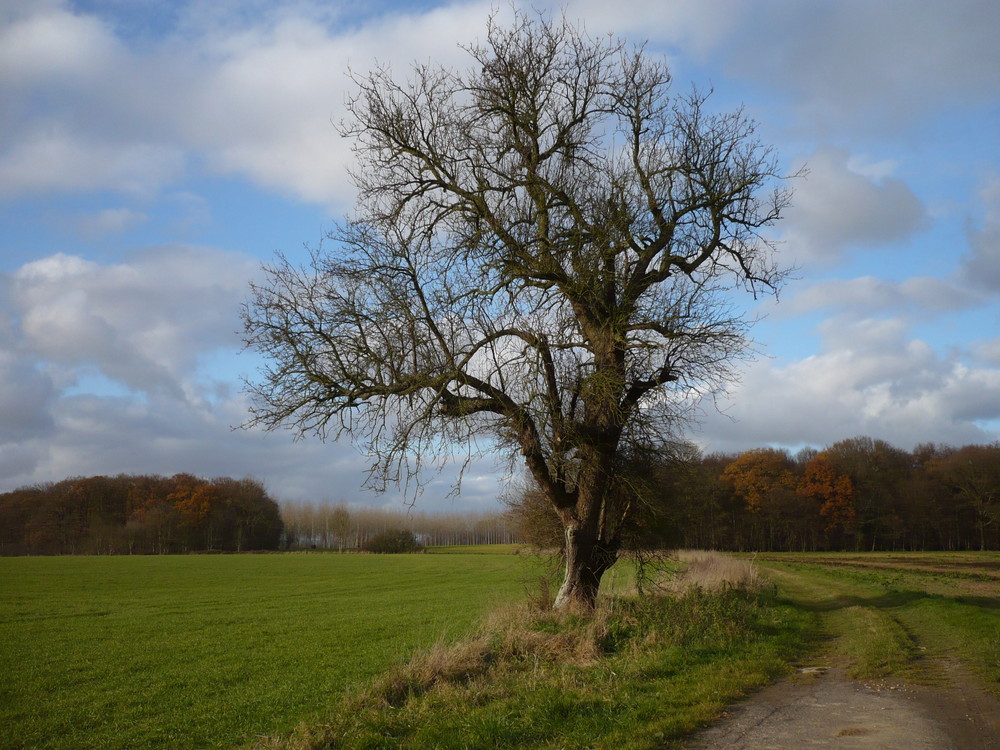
[0,553,534,750]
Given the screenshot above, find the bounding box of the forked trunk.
[553,524,618,610]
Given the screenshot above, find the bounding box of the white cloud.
[174,2,496,203]
[782,276,974,318]
[0,440,46,483]
[0,243,507,506]
[697,316,1000,453]
[782,146,927,263]
[0,276,57,471]
[560,0,744,56]
[0,244,404,504]
[3,1,996,204]
[0,348,57,443]
[959,176,1000,292]
[0,127,186,197]
[712,0,1000,133]
[544,0,1000,135]
[974,338,1000,366]
[0,5,120,85]
[0,0,494,205]
[9,247,259,398]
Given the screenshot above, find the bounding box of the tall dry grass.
[612,550,767,595]
[669,550,765,592]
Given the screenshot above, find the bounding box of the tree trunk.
[553,523,618,610]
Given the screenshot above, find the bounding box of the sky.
[1,0,999,511]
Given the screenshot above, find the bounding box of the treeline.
[655,437,1000,552]
[509,437,1000,553]
[6,435,997,556]
[0,474,283,555]
[280,501,520,550]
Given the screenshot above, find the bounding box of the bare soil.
[681,661,1000,749]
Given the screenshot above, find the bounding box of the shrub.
[362,529,424,554]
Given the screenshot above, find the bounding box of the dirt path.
[681,663,1000,749]
[682,560,1000,749]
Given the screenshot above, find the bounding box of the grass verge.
[255,555,814,750]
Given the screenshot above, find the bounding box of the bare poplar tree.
[242,11,790,609]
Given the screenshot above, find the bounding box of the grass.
[762,566,922,680]
[5,550,995,750]
[0,553,534,750]
[255,550,989,750]
[255,553,814,750]
[756,553,1000,690]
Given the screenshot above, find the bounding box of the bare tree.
[242,11,791,609]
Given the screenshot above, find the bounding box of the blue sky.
[1,0,998,510]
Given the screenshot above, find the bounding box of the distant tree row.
[7,435,995,557]
[0,474,283,555]
[279,501,521,550]
[509,437,1000,553]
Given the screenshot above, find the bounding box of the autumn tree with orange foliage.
[721,448,806,549]
[798,454,856,540]
[722,448,795,513]
[0,474,282,555]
